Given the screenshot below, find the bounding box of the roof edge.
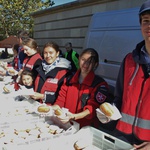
[31,0,116,17]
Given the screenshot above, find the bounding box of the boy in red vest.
[112,1,150,149]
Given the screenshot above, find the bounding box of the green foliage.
[0,0,54,39]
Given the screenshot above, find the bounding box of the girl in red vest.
[18,38,42,78]
[30,41,71,105]
[52,48,110,128]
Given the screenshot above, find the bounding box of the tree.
[0,0,54,39]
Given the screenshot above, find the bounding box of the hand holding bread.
[54,108,63,116]
[96,102,122,123]
[54,108,72,124]
[7,68,18,76]
[99,102,114,117]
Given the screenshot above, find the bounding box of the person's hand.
[96,110,111,123]
[0,61,7,69]
[18,69,23,76]
[57,111,75,124]
[133,142,150,150]
[30,92,44,100]
[0,70,6,76]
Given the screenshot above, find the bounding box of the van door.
[84,8,143,93]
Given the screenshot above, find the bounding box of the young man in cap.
[112,0,150,149]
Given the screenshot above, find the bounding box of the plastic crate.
[71,126,134,150]
[49,126,134,150]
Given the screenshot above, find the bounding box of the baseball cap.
[139,0,150,15]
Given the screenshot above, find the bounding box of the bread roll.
[54,108,63,116]
[37,105,50,113]
[3,86,10,93]
[99,102,114,117]
[8,69,15,75]
[74,140,89,150]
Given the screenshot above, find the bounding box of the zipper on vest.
[132,78,146,137]
[129,63,139,85]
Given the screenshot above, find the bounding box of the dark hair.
[22,38,38,51]
[43,41,60,52]
[80,48,99,70]
[65,42,72,47]
[19,69,35,85]
[13,44,20,53]
[17,30,29,40]
[139,10,150,24]
[41,41,60,58]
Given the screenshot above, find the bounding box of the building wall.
[32,0,145,54]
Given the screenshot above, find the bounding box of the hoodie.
[114,40,150,110]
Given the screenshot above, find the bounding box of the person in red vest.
[12,44,20,70]
[52,48,111,128]
[18,37,42,79]
[0,44,20,76]
[106,1,150,149]
[30,41,71,105]
[17,30,29,70]
[11,43,21,90]
[0,43,28,90]
[11,30,29,90]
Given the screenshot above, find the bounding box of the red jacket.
[54,70,109,128]
[22,53,42,70]
[117,53,150,141]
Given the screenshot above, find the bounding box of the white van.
[84,7,143,93]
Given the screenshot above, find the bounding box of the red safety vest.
[34,69,68,103]
[117,53,150,141]
[22,53,42,70]
[13,56,19,70]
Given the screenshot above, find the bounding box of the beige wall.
[32,0,146,54]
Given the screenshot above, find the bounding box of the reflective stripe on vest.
[121,113,150,130]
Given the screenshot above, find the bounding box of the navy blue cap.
[139,0,150,15]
